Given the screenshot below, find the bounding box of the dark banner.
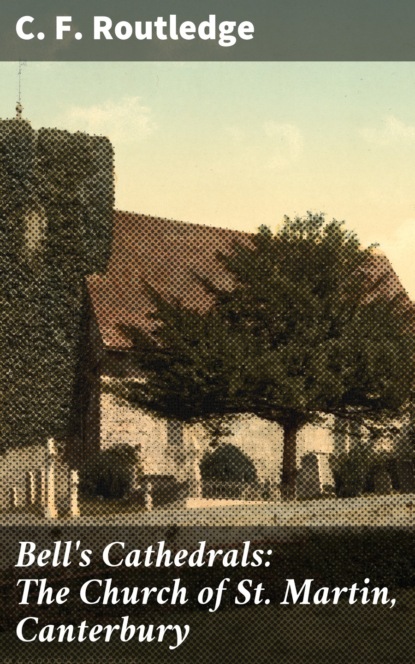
[2,525,415,662]
[2,0,415,61]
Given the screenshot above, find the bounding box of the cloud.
[360,115,415,147]
[263,121,303,169]
[57,96,156,144]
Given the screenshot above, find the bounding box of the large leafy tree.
[118,213,415,499]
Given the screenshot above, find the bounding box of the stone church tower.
[0,106,114,454]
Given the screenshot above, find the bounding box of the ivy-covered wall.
[0,118,114,449]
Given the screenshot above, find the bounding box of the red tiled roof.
[87,211,251,349]
[87,211,411,350]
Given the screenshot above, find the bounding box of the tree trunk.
[280,420,300,500]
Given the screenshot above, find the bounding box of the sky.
[0,61,415,297]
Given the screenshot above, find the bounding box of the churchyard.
[1,431,415,529]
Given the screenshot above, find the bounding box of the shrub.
[200,443,257,483]
[330,446,398,497]
[141,475,188,507]
[330,446,372,497]
[79,444,140,499]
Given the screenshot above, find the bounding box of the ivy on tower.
[0,111,114,449]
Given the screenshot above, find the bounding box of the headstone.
[396,459,415,494]
[296,453,321,499]
[144,481,153,512]
[374,469,393,495]
[45,438,58,519]
[69,470,80,518]
[316,453,335,494]
[25,471,36,505]
[37,468,46,506]
[9,486,18,509]
[188,436,202,499]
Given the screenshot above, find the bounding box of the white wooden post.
[25,471,36,505]
[69,470,80,518]
[133,461,141,493]
[189,436,202,499]
[191,458,202,499]
[10,486,18,509]
[144,481,153,511]
[45,438,58,519]
[37,468,46,506]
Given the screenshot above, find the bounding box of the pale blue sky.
[1,61,415,296]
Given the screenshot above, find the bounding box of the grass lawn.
[0,497,145,520]
[79,496,145,518]
[1,590,414,663]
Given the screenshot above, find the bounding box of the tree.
[117,213,415,499]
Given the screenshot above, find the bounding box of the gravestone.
[9,486,18,509]
[144,480,153,512]
[36,468,46,506]
[69,470,80,518]
[296,453,321,499]
[188,435,202,499]
[316,453,335,493]
[25,471,36,505]
[45,438,58,519]
[396,459,415,494]
[374,469,393,495]
[297,452,335,500]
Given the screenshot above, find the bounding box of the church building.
[84,210,409,488]
[0,107,411,499]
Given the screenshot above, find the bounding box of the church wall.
[100,389,336,483]
[100,391,172,476]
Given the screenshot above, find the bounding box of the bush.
[330,446,372,497]
[200,443,257,483]
[330,447,397,497]
[79,444,140,499]
[141,475,188,507]
[132,475,189,507]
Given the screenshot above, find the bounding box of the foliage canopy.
[119,213,415,497]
